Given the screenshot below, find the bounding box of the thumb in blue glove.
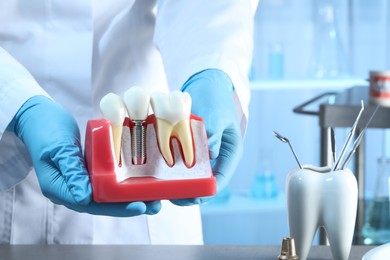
[171,69,244,206]
[7,96,161,216]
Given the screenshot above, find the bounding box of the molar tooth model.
[85,87,216,202]
[275,102,378,260]
[150,91,194,168]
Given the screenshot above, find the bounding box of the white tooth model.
[124,86,150,165]
[286,165,358,260]
[150,91,194,167]
[99,93,126,165]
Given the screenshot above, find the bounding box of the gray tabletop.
[0,245,375,260]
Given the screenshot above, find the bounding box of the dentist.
[0,0,258,244]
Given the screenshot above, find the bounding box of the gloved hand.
[171,69,243,206]
[7,96,161,217]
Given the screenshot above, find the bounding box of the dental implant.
[124,86,150,165]
[131,121,146,165]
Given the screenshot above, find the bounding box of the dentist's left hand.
[7,96,161,217]
[171,69,244,206]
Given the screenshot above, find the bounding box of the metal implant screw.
[131,121,146,165]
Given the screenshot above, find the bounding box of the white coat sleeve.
[154,0,259,133]
[0,47,50,190]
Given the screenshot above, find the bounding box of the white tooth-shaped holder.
[84,114,216,202]
[286,165,358,260]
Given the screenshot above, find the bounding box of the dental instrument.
[331,127,336,165]
[332,100,364,171]
[273,131,303,169]
[340,105,379,170]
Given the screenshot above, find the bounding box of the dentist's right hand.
[7,95,161,217]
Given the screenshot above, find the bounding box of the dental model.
[99,93,126,165]
[124,86,150,165]
[87,89,215,202]
[286,165,358,260]
[150,91,194,168]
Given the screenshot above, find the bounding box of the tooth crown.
[99,93,126,125]
[150,91,191,125]
[124,86,150,121]
[286,166,358,260]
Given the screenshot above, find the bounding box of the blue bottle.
[251,151,279,199]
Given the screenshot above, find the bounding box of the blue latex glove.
[7,96,161,217]
[172,69,244,206]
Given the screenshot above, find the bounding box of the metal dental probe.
[332,100,365,171]
[273,131,303,169]
[340,105,379,170]
[331,128,336,165]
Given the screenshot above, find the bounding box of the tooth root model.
[150,91,194,168]
[124,86,150,165]
[99,93,126,165]
[286,166,358,260]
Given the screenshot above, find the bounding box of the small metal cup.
[278,237,299,260]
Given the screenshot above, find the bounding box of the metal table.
[0,245,375,260]
[294,85,390,245]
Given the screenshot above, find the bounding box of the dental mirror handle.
[288,142,303,169]
[331,128,336,164]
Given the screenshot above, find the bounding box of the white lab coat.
[0,0,257,244]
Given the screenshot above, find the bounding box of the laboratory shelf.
[250,78,367,90]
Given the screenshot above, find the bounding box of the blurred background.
[200,0,390,246]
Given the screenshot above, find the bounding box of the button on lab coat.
[0,0,257,244]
